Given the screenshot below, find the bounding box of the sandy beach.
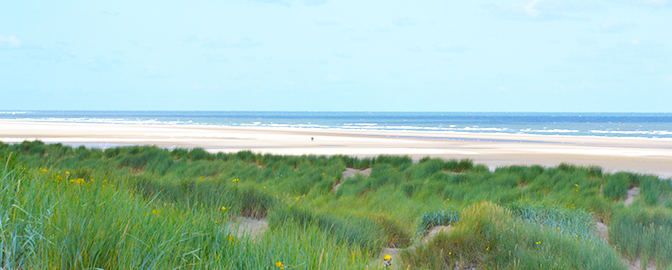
[1,120,671,178]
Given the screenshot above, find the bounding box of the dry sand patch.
[226,217,269,240]
[624,187,640,206]
[334,168,372,192]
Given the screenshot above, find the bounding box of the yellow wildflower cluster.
[275,261,285,269]
[574,184,579,192]
[232,178,240,183]
[69,178,86,184]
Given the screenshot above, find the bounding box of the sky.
[1,0,671,112]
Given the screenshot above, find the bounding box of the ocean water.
[1,111,672,139]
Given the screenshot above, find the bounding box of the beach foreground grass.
[1,140,671,269]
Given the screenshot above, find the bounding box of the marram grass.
[1,140,672,269]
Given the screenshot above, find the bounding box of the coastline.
[1,120,671,178]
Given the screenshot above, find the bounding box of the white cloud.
[523,0,542,18]
[392,16,419,27]
[601,16,625,33]
[0,34,22,49]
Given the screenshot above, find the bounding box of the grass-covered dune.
[2,140,672,269]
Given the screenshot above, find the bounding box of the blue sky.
[1,0,671,112]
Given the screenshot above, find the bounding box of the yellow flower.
[222,206,227,211]
[275,261,283,268]
[557,227,560,230]
[384,254,392,260]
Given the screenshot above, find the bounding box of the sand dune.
[1,120,671,178]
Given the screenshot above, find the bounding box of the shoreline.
[1,120,671,178]
[1,117,671,140]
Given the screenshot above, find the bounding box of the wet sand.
[1,120,671,178]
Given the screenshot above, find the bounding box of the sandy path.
[1,120,672,178]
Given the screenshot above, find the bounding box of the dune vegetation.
[2,140,672,269]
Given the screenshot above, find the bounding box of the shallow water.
[2,111,671,138]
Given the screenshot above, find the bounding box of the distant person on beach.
[311,137,314,141]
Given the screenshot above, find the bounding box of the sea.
[1,111,672,139]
